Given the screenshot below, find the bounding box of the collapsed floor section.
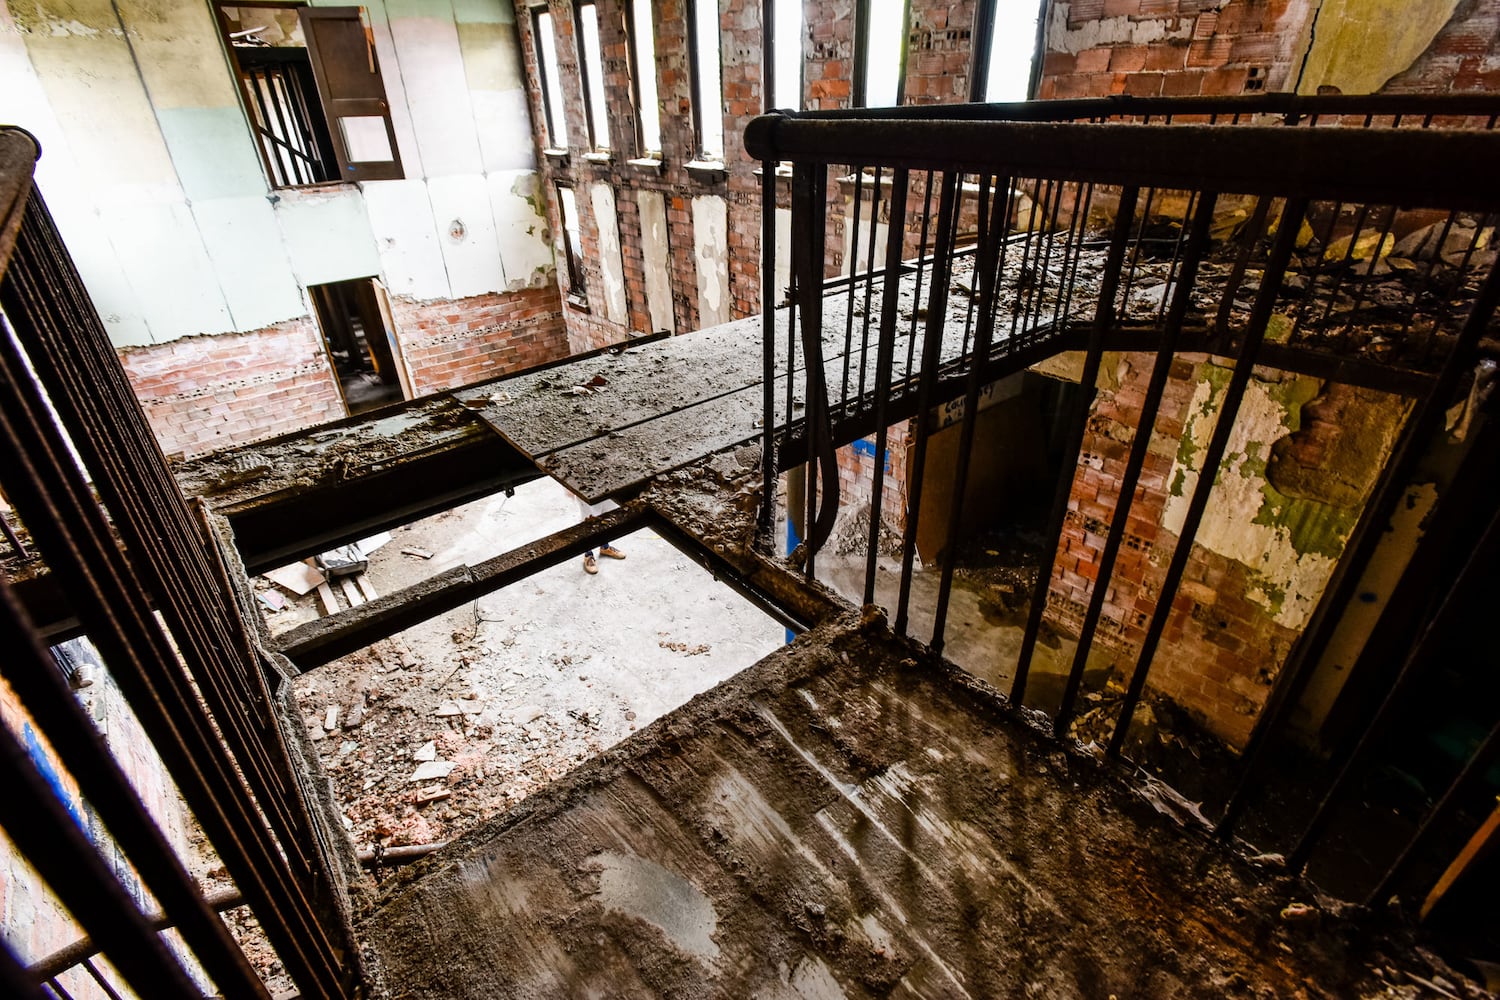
[362,611,1431,999]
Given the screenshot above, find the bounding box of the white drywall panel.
[384,2,484,178]
[192,196,307,331]
[636,190,674,334]
[489,170,554,290]
[429,173,506,299]
[590,182,627,326]
[100,199,233,343]
[273,186,383,288]
[362,178,450,299]
[692,194,730,329]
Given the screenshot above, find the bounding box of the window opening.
[627,0,662,155]
[688,0,724,159]
[309,277,407,416]
[217,3,403,187]
[854,0,909,108]
[768,0,804,111]
[557,184,588,303]
[971,0,1043,101]
[576,0,611,151]
[531,6,569,148]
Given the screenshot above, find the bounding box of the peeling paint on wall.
[1046,1,1195,57]
[1163,366,1380,630]
[1297,0,1462,95]
[692,194,730,329]
[637,189,674,334]
[590,182,628,326]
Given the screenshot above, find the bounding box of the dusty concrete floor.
[358,608,1457,999]
[260,477,784,853]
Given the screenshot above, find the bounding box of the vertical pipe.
[760,153,779,543]
[1010,185,1141,704]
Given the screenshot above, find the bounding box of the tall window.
[768,0,803,111]
[855,0,909,108]
[576,0,610,150]
[972,0,1043,101]
[531,6,568,148]
[216,3,403,187]
[557,184,587,301]
[688,0,724,159]
[627,0,662,155]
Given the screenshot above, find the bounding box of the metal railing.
[0,128,359,998]
[747,95,1500,910]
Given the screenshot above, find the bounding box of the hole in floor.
[279,477,785,853]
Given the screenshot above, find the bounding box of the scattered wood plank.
[339,576,365,608]
[355,573,379,602]
[315,582,339,616]
[400,546,434,560]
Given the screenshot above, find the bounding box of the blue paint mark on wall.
[24,722,82,829]
[851,436,889,472]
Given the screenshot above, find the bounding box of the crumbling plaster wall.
[1044,352,1410,748]
[0,0,561,455]
[1037,0,1497,99]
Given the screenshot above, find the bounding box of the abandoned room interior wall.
[0,0,564,459]
[1036,0,1499,100]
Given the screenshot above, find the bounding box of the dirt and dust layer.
[357,609,1471,1000]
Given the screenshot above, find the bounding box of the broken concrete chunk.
[323,706,339,731]
[409,761,456,783]
[413,741,437,762]
[414,786,451,805]
[343,698,365,729]
[509,704,545,724]
[435,701,464,718]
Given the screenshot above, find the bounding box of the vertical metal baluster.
[864,168,911,607]
[931,176,1010,653]
[790,162,835,573]
[1055,192,1218,736]
[1215,237,1500,841]
[1117,185,1157,316]
[1287,500,1500,873]
[1213,196,1272,344]
[1008,179,1044,341]
[81,959,128,1000]
[0,938,46,1000]
[1108,197,1309,757]
[1338,204,1399,354]
[1011,185,1142,704]
[906,173,937,387]
[1369,717,1500,907]
[842,166,865,412]
[894,172,960,638]
[760,154,778,542]
[1052,182,1093,334]
[1027,178,1068,336]
[1423,212,1488,368]
[857,166,885,405]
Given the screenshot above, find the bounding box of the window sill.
[627,156,663,175]
[685,159,727,182]
[566,293,590,311]
[582,150,612,165]
[543,148,570,166]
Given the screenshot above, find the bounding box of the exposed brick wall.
[121,319,345,460]
[1382,0,1500,94]
[834,424,911,531]
[1037,0,1313,100]
[123,288,570,459]
[516,0,769,347]
[393,287,570,395]
[1039,353,1389,748]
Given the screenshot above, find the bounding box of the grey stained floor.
[361,613,1405,1000]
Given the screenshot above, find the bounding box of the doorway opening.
[309,277,408,416]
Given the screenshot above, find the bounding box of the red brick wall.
[1382,0,1500,94]
[1044,354,1312,748]
[121,319,345,460]
[516,0,765,347]
[1038,0,1313,100]
[123,288,570,459]
[394,287,569,394]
